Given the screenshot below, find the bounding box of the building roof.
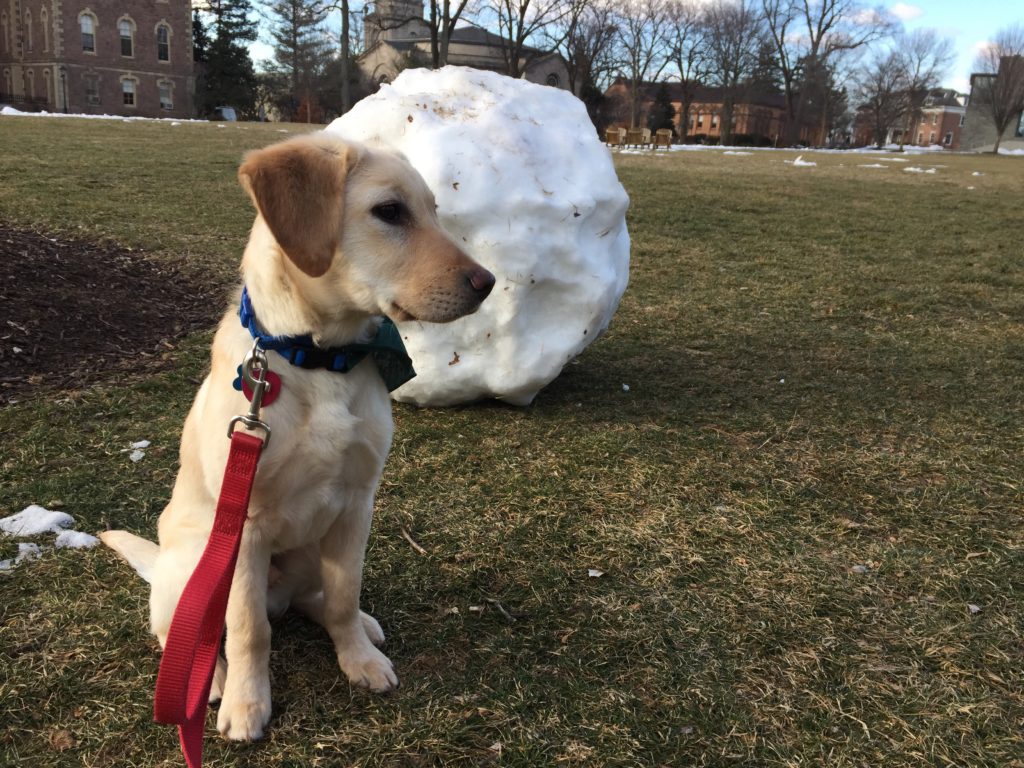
[608,78,787,110]
[922,88,966,108]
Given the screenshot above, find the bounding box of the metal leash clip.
[228,340,273,447]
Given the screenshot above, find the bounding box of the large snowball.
[327,67,630,406]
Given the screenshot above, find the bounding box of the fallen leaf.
[49,729,76,751]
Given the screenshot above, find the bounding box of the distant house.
[961,56,1024,152]
[853,88,967,150]
[0,0,193,118]
[360,0,569,91]
[603,79,818,146]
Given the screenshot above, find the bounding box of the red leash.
[153,344,274,768]
[153,430,263,767]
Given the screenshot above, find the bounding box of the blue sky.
[891,1,1024,93]
[248,1,1023,96]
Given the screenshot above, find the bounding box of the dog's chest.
[246,374,393,549]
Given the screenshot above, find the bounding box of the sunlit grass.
[1,117,1022,766]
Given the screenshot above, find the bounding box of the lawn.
[1,116,1022,767]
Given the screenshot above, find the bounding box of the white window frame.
[80,12,97,54]
[119,18,135,58]
[121,77,137,107]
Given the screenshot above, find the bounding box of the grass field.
[1,116,1022,767]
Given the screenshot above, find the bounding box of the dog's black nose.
[467,267,496,299]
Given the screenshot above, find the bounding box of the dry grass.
[1,117,1023,767]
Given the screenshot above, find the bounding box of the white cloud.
[853,8,888,26]
[890,3,924,21]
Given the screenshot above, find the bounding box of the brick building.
[604,79,818,145]
[853,88,966,149]
[1,0,193,118]
[360,0,570,92]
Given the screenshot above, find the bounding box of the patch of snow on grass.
[0,505,73,535]
[904,167,937,174]
[1,105,205,123]
[859,164,887,168]
[722,150,752,156]
[1,505,100,569]
[790,155,817,167]
[55,530,100,549]
[0,543,42,571]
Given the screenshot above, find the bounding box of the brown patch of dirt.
[0,225,225,404]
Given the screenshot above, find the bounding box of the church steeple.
[364,0,427,49]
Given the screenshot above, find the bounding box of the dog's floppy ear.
[238,136,356,278]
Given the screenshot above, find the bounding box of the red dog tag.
[241,370,281,407]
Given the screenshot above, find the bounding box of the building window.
[931,113,937,125]
[917,131,923,144]
[25,69,35,99]
[960,114,966,127]
[1,13,8,54]
[943,132,953,146]
[41,9,49,52]
[1016,111,1024,138]
[119,19,134,57]
[546,73,559,87]
[696,113,703,127]
[43,68,52,105]
[158,81,173,110]
[711,114,719,128]
[80,13,96,53]
[24,11,32,52]
[929,131,936,144]
[122,78,135,106]
[156,24,170,61]
[84,74,100,105]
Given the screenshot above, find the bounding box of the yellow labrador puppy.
[101,134,494,741]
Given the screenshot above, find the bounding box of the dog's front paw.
[338,643,399,692]
[360,610,386,647]
[217,687,271,741]
[209,655,227,704]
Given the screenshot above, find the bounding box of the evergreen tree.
[194,0,259,118]
[193,10,210,63]
[266,0,332,122]
[749,40,782,95]
[647,82,677,134]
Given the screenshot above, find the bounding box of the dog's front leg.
[217,528,273,741]
[320,498,398,692]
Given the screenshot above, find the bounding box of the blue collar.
[239,286,416,392]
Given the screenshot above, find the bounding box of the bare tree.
[550,0,619,95]
[971,24,1024,154]
[853,47,904,148]
[314,0,360,114]
[703,0,764,144]
[760,0,892,145]
[851,29,951,150]
[894,29,954,148]
[491,0,571,77]
[664,0,708,140]
[428,0,480,67]
[611,0,671,128]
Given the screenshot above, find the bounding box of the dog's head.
[238,134,494,324]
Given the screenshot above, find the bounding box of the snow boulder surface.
[327,67,630,406]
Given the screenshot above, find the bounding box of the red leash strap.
[153,430,264,768]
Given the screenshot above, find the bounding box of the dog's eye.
[372,202,408,225]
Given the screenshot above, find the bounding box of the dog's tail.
[99,531,159,584]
